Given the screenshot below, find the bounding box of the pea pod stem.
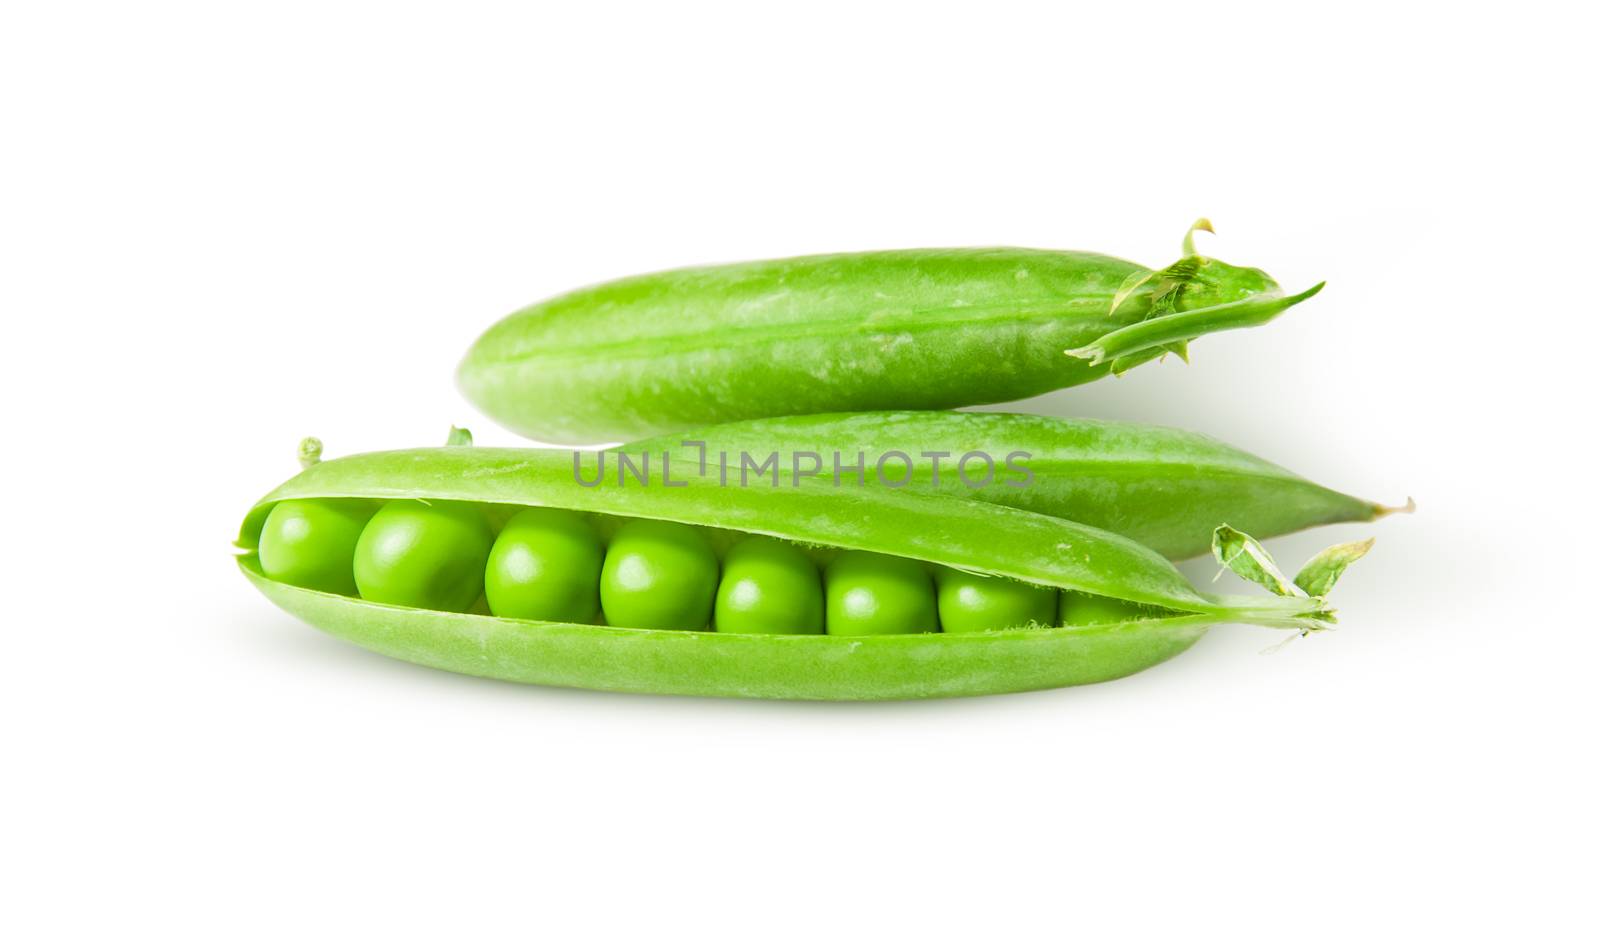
[1066,282,1326,367]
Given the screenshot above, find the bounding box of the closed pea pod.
[621,410,1404,561]
[236,441,1372,700]
[458,222,1324,443]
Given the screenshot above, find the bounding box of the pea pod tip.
[1375,496,1417,517]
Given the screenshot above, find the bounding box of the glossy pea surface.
[934,567,1058,633]
[714,537,823,635]
[599,520,718,630]
[825,551,937,635]
[485,508,604,623]
[353,500,494,612]
[258,499,375,596]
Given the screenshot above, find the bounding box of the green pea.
[825,551,937,635]
[1058,591,1167,626]
[257,499,376,596]
[485,508,604,623]
[599,520,718,630]
[353,500,495,612]
[934,567,1057,632]
[714,537,823,635]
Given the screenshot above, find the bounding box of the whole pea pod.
[236,440,1370,700]
[621,410,1404,560]
[458,221,1324,443]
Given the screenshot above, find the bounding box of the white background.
[4,2,1595,925]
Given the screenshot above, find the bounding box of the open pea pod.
[458,221,1323,443]
[621,410,1400,560]
[237,444,1363,700]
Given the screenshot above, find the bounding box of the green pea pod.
[458,221,1323,443]
[621,410,1399,560]
[236,445,1362,700]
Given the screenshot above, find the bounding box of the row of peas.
[257,498,1154,634]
